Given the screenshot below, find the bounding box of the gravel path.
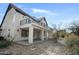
[0,39,66,55]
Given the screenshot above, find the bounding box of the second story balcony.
[20,19,31,25]
[20,18,48,30]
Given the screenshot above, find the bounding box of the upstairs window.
[28,19,31,23]
[20,19,27,25]
[40,22,46,27]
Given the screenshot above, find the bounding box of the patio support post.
[28,26,33,44]
[45,31,48,40]
[41,29,44,40]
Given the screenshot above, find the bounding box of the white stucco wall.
[1,8,16,40]
[12,10,23,41]
[48,31,53,39]
[12,9,34,41]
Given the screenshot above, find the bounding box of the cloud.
[31,8,57,16]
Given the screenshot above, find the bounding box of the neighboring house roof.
[0,3,48,27]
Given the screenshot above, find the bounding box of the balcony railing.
[20,19,31,25]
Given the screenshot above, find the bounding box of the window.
[21,29,29,37]
[40,22,46,27]
[41,23,42,26]
[28,19,31,23]
[20,19,27,25]
[43,24,45,27]
[41,23,44,26]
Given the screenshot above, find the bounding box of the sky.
[0,3,79,29]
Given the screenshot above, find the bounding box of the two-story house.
[0,4,53,44]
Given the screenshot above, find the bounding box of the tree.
[69,22,79,35]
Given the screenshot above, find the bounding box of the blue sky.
[0,3,79,29]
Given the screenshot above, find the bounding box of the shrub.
[65,34,79,54]
[65,34,79,46]
[0,40,11,48]
[0,36,4,41]
[0,36,13,48]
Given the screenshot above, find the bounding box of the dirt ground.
[0,39,67,55]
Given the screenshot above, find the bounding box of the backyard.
[0,39,67,55]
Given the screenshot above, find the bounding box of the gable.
[1,8,16,27]
[40,17,48,26]
[41,19,47,25]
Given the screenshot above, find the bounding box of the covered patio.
[19,23,48,44]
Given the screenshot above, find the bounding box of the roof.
[0,3,48,27]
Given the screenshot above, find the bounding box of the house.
[0,4,53,44]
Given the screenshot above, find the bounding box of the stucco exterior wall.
[48,30,53,39]
[12,9,23,41]
[1,8,16,40]
[12,9,34,41]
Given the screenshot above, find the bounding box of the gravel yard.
[0,39,67,55]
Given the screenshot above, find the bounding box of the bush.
[0,36,4,41]
[65,34,79,54]
[0,36,13,48]
[0,40,11,48]
[65,34,79,46]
